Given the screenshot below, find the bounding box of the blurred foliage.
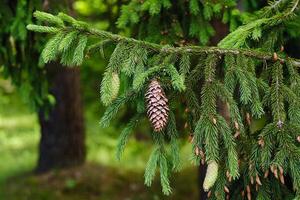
[74,0,127,32]
[0,87,39,183]
[0,0,52,111]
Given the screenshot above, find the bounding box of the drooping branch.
[85,26,300,66]
[27,11,300,67]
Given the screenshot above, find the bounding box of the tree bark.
[198,163,208,200]
[34,0,85,173]
[36,63,85,173]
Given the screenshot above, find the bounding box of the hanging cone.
[145,79,169,132]
[203,160,218,192]
[111,72,120,100]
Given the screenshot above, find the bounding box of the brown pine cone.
[145,79,169,132]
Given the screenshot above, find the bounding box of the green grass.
[0,90,198,199]
[0,114,39,182]
[0,91,40,183]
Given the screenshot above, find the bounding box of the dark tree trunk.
[198,163,208,200]
[36,63,85,173]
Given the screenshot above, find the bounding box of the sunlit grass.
[0,91,40,183]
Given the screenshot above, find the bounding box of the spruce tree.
[27,0,300,199]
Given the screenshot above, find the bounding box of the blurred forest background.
[1,0,300,200]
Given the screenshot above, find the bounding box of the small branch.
[26,8,300,67]
[292,60,300,67]
[290,0,299,13]
[81,26,300,67]
[271,0,285,9]
[283,0,299,17]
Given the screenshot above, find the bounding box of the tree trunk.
[36,63,85,173]
[198,163,208,200]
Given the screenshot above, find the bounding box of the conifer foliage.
[0,0,51,110]
[27,0,300,198]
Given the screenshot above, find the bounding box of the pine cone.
[203,160,218,192]
[145,79,169,132]
[111,72,120,100]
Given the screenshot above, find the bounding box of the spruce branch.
[27,11,300,67]
[144,147,160,187]
[89,26,299,65]
[166,111,180,171]
[72,35,88,66]
[59,31,79,52]
[33,11,64,27]
[41,32,64,63]
[116,114,141,160]
[159,152,172,195]
[26,24,60,33]
[100,91,138,127]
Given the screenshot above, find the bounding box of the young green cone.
[203,160,218,192]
